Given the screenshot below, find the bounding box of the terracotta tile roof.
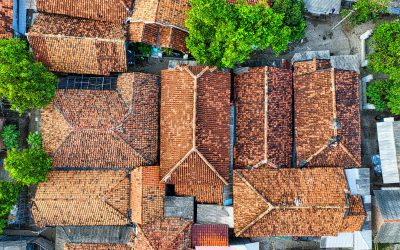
[234,67,293,169]
[160,65,231,204]
[28,14,127,75]
[341,195,366,232]
[233,166,365,237]
[41,73,160,168]
[0,0,13,38]
[64,244,133,250]
[294,59,361,168]
[36,0,132,22]
[131,166,165,225]
[134,218,192,250]
[32,170,131,226]
[192,224,229,247]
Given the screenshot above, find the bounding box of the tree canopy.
[347,0,388,25]
[0,181,21,234]
[0,38,58,114]
[185,0,293,68]
[272,0,306,42]
[1,125,20,150]
[4,148,52,186]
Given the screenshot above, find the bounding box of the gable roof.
[134,218,192,250]
[41,73,160,169]
[233,166,365,237]
[374,190,400,243]
[234,66,293,169]
[28,14,127,75]
[36,0,132,22]
[160,65,231,204]
[294,59,361,168]
[192,224,229,247]
[0,0,13,38]
[32,170,131,226]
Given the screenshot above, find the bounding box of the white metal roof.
[377,119,400,183]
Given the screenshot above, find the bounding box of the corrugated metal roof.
[304,0,341,15]
[331,55,360,73]
[291,50,330,62]
[345,168,370,196]
[197,205,233,228]
[164,196,194,221]
[375,223,400,243]
[377,120,400,183]
[374,190,400,220]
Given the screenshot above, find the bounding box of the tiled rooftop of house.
[160,65,231,204]
[36,0,132,22]
[192,224,229,247]
[0,0,13,38]
[28,14,127,75]
[233,166,365,237]
[134,218,192,249]
[41,73,160,168]
[234,66,293,169]
[294,59,361,168]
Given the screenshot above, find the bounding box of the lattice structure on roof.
[58,75,118,90]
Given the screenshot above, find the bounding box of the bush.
[4,148,52,186]
[367,80,391,111]
[272,0,306,42]
[0,38,58,114]
[0,181,21,234]
[1,125,19,150]
[27,132,42,150]
[348,0,388,25]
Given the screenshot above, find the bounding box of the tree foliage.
[185,0,291,68]
[0,181,21,234]
[4,148,52,186]
[27,132,42,150]
[1,125,19,150]
[0,38,58,114]
[272,0,306,42]
[369,21,400,80]
[346,0,388,25]
[366,79,391,111]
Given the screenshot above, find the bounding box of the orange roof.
[32,170,131,226]
[36,0,132,22]
[234,67,293,169]
[0,0,13,38]
[28,14,127,75]
[294,59,361,168]
[41,73,160,169]
[134,218,192,250]
[160,66,231,204]
[233,166,365,237]
[192,224,229,247]
[65,244,133,250]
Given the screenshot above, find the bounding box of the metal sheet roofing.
[377,119,400,183]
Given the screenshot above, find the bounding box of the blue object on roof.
[388,7,400,15]
[372,154,382,177]
[12,0,27,36]
[223,198,233,206]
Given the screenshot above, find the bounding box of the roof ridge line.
[305,144,328,163]
[331,68,338,136]
[161,148,195,182]
[28,33,126,43]
[103,199,129,222]
[193,149,228,185]
[339,144,361,166]
[234,170,270,205]
[128,20,189,32]
[264,68,268,161]
[136,225,155,250]
[111,130,151,165]
[164,220,192,248]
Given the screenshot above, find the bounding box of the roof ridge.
[103,174,130,215]
[339,144,361,166]
[111,130,151,165]
[28,33,126,43]
[163,220,192,248]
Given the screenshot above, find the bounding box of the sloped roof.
[65,244,133,249]
[233,166,365,237]
[294,59,361,168]
[234,66,293,169]
[304,0,341,15]
[0,0,13,38]
[192,224,229,247]
[374,190,400,243]
[160,65,231,204]
[28,14,127,75]
[32,170,131,226]
[131,166,165,225]
[134,218,192,250]
[41,73,160,169]
[36,0,132,22]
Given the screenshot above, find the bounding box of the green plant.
[0,38,58,114]
[272,0,306,42]
[27,132,42,150]
[367,79,391,111]
[348,0,388,25]
[185,0,291,68]
[4,148,52,186]
[1,124,19,150]
[136,43,152,56]
[0,181,21,234]
[162,48,174,56]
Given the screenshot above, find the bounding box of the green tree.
[368,21,400,80]
[272,0,306,42]
[4,148,52,186]
[387,82,400,115]
[0,38,58,114]
[366,79,391,111]
[1,125,19,150]
[0,181,21,234]
[347,0,388,25]
[185,0,291,68]
[27,132,42,150]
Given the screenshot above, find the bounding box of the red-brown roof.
[0,0,13,38]
[36,0,132,22]
[160,65,231,204]
[192,224,229,247]
[28,14,127,75]
[294,59,361,168]
[233,166,365,237]
[134,218,192,250]
[234,67,293,169]
[41,73,160,169]
[65,244,133,250]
